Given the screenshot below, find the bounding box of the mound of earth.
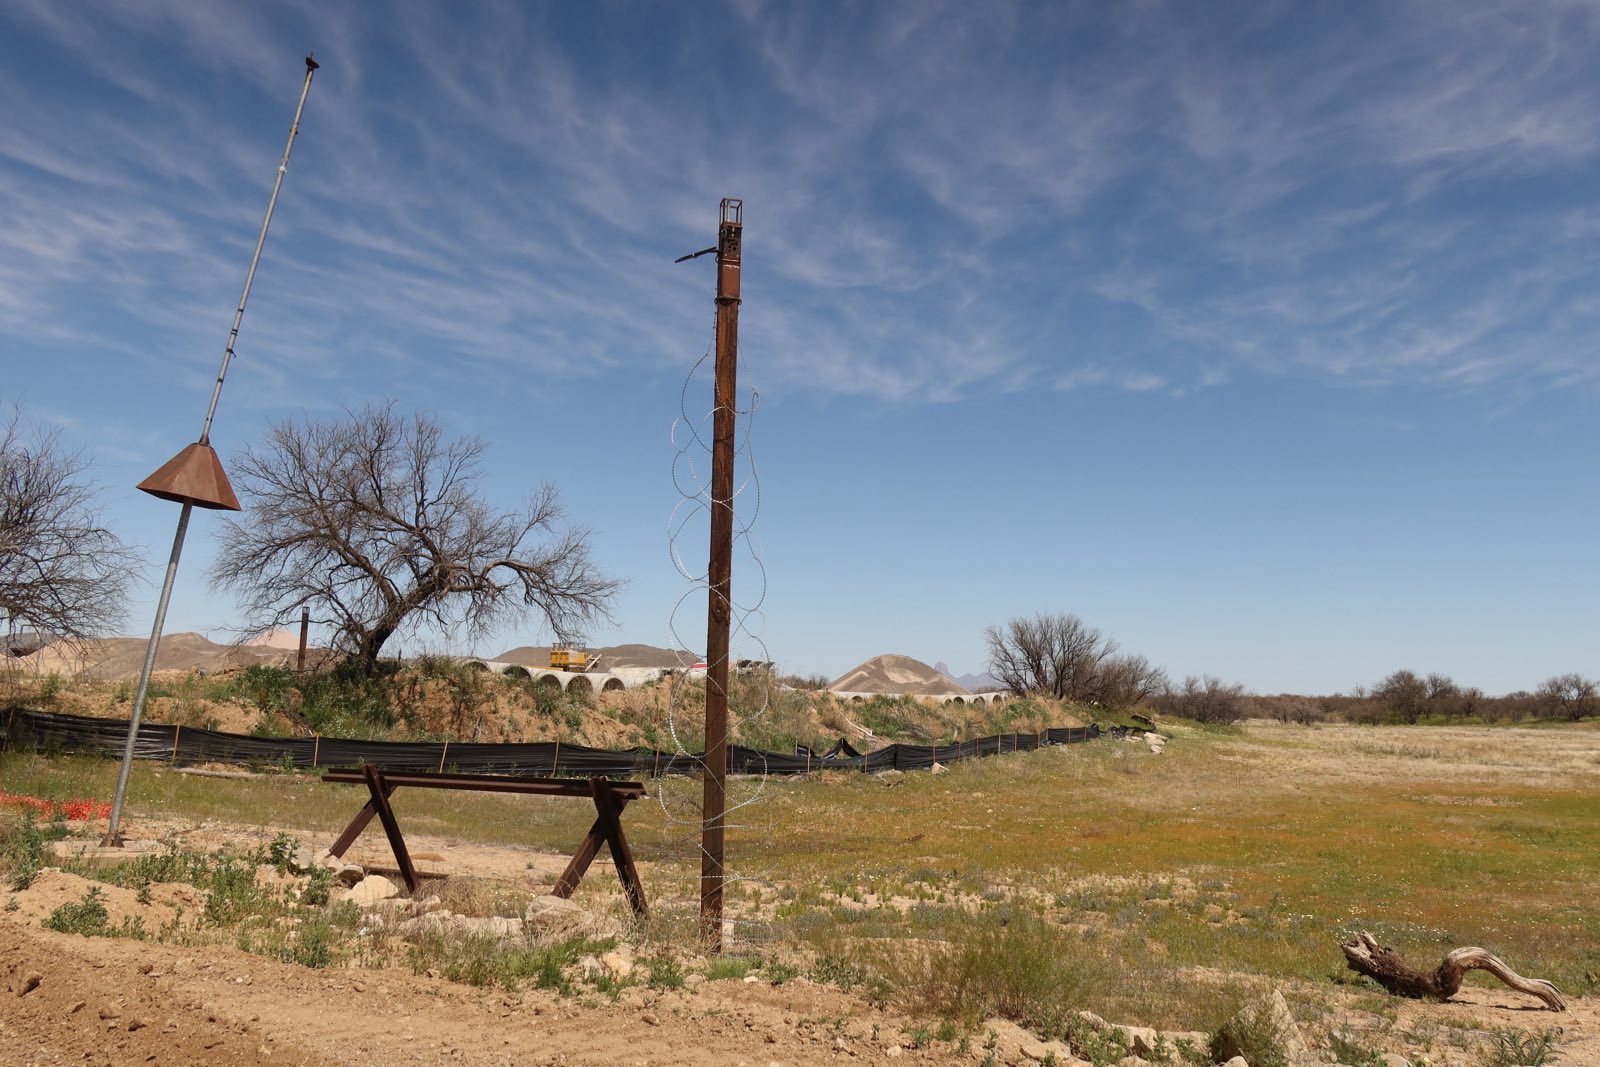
[494,643,692,670]
[828,654,971,697]
[22,632,311,680]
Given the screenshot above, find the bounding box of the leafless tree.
[208,403,621,673]
[0,404,140,647]
[1536,673,1598,722]
[1373,669,1429,723]
[1152,675,1248,724]
[985,612,1146,704]
[1424,672,1458,702]
[1087,653,1169,709]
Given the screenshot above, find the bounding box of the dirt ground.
[3,829,1593,1067]
[0,914,1005,1067]
[0,812,991,1067]
[2,722,1595,1067]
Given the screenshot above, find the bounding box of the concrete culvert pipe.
[601,677,625,693]
[536,674,561,694]
[466,660,490,672]
[501,665,531,680]
[566,675,593,699]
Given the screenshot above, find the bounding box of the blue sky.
[2,0,1596,696]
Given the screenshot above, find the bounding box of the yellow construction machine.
[548,643,599,672]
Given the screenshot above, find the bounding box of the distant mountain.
[955,672,1002,693]
[934,660,1001,693]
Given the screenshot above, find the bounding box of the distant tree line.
[1206,670,1596,726]
[984,609,1595,728]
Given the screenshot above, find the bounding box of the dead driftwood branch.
[1340,932,1567,1012]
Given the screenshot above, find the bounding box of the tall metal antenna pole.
[201,54,319,445]
[700,198,742,950]
[102,55,320,847]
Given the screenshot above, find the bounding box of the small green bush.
[1209,998,1291,1067]
[1483,1028,1560,1067]
[646,956,685,989]
[1,811,58,890]
[44,886,111,936]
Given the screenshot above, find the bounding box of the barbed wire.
[657,328,779,944]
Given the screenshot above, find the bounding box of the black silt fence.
[1,707,1100,780]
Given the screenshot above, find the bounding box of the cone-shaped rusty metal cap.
[137,442,241,511]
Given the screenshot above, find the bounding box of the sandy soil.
[0,808,990,1067]
[3,723,1594,1067]
[4,819,1592,1067]
[1,884,978,1067]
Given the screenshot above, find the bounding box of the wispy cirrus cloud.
[2,0,1598,416]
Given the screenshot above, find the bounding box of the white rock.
[523,895,592,938]
[1022,1038,1079,1063]
[465,916,522,938]
[345,875,401,906]
[600,950,635,980]
[1118,1025,1159,1055]
[288,847,321,875]
[1212,990,1313,1067]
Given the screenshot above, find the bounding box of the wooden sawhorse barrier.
[323,764,648,917]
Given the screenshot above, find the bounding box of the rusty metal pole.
[297,606,310,672]
[700,198,742,950]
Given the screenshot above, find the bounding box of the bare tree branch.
[0,403,141,649]
[207,402,622,672]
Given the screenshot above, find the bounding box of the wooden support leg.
[591,778,648,918]
[362,763,419,894]
[553,815,606,900]
[327,776,398,858]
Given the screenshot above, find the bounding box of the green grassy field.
[3,719,1595,1056]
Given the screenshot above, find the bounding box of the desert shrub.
[1209,996,1292,1067]
[44,885,111,936]
[41,885,145,939]
[734,685,830,753]
[292,660,397,737]
[705,955,755,981]
[855,695,926,740]
[1326,1029,1386,1067]
[1,810,64,890]
[405,929,611,993]
[1482,1028,1561,1067]
[230,664,299,721]
[1371,670,1428,724]
[204,851,270,925]
[777,672,830,691]
[1536,673,1598,722]
[1153,676,1247,724]
[646,956,686,989]
[873,909,1116,1035]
